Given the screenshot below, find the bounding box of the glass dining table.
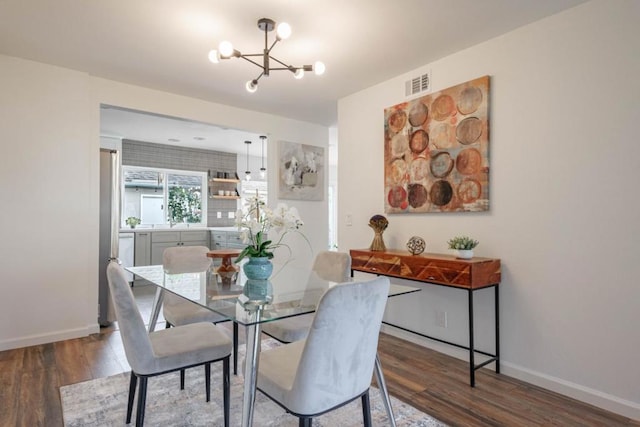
[126,261,419,427]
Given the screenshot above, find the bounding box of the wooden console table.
[349,249,501,387]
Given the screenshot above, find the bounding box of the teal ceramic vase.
[243,257,273,281]
[243,279,274,305]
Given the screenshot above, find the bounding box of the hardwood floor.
[376,333,639,426]
[1,306,638,426]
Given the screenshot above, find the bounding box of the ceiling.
[0,0,585,147]
[101,106,263,155]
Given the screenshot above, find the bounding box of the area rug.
[60,345,446,426]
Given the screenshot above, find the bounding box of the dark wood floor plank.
[21,342,55,372]
[16,366,63,427]
[0,358,20,427]
[83,335,128,379]
[54,338,93,386]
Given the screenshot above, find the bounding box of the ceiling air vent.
[404,70,431,97]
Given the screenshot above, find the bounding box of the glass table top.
[126,263,419,326]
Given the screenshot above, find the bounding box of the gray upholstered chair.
[261,251,351,343]
[162,246,240,375]
[257,276,390,427]
[106,261,231,427]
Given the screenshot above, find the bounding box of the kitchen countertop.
[120,226,240,233]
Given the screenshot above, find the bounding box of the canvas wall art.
[384,75,490,213]
[278,140,324,201]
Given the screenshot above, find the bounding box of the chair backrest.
[288,276,390,415]
[311,251,351,283]
[162,245,210,274]
[162,246,211,308]
[106,261,155,375]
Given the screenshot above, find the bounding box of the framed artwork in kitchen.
[278,140,324,201]
[384,75,490,213]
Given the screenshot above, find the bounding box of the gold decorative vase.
[368,215,389,252]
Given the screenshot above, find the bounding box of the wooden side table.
[349,249,501,387]
[207,249,242,286]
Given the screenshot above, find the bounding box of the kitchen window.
[122,166,207,227]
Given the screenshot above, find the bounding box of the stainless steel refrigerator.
[98,148,121,326]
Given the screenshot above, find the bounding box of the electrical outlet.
[435,310,448,328]
[346,213,353,226]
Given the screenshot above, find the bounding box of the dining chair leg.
[180,369,185,390]
[299,417,312,427]
[362,390,372,427]
[223,357,230,427]
[205,363,211,402]
[126,372,137,424]
[233,321,238,375]
[136,376,148,427]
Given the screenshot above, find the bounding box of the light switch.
[346,213,353,226]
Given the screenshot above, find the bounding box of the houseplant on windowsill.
[447,235,479,259]
[235,194,309,280]
[125,217,141,229]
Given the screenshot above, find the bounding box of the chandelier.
[208,18,325,93]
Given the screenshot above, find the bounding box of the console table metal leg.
[468,289,475,387]
[374,354,396,427]
[495,285,500,374]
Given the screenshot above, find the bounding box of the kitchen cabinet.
[119,232,135,282]
[211,229,246,250]
[150,230,209,265]
[134,231,151,266]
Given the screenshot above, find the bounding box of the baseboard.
[501,362,640,421]
[380,325,640,421]
[0,323,100,351]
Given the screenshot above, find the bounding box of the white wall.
[0,57,328,350]
[0,57,97,347]
[338,0,639,419]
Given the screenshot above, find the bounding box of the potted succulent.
[447,235,479,259]
[125,216,141,229]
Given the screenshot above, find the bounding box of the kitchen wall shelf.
[210,177,240,183]
[211,195,240,200]
[209,174,240,200]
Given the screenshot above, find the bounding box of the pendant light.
[259,135,267,179]
[244,140,252,181]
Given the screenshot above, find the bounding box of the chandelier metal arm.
[252,71,265,83]
[240,55,264,69]
[269,56,291,69]
[242,53,303,76]
[266,39,279,55]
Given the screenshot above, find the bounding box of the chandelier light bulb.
[276,22,292,40]
[260,168,266,179]
[314,61,326,76]
[246,79,258,93]
[245,171,251,181]
[218,40,234,57]
[294,68,305,79]
[208,49,220,64]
